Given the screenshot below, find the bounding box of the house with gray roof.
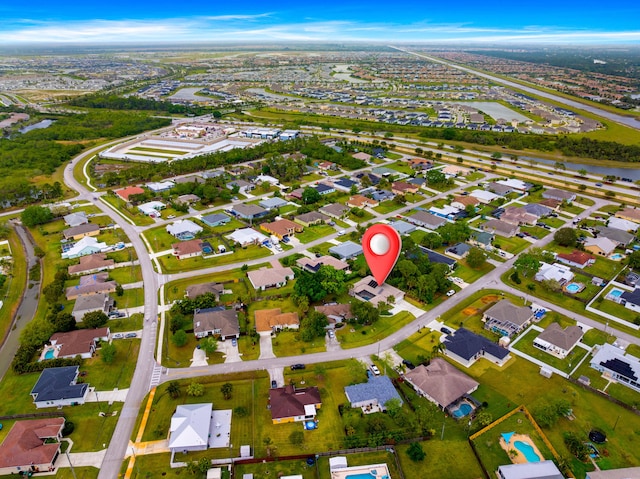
[446,242,472,259]
[470,231,494,250]
[259,197,288,210]
[344,376,402,412]
[543,188,576,203]
[483,300,534,337]
[193,307,240,340]
[230,204,268,221]
[498,461,564,479]
[619,288,640,313]
[201,213,231,228]
[523,203,553,218]
[320,203,349,218]
[444,328,511,368]
[407,210,447,230]
[597,225,634,246]
[63,211,88,227]
[533,323,583,359]
[418,246,456,270]
[63,223,100,241]
[169,403,213,453]
[186,282,224,300]
[482,219,519,238]
[329,241,363,260]
[166,219,203,239]
[389,220,416,236]
[404,358,479,409]
[30,366,89,408]
[608,217,639,233]
[72,293,115,322]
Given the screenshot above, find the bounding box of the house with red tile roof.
[556,250,596,269]
[114,186,145,202]
[0,417,65,475]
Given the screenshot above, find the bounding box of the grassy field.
[157,244,272,274]
[296,224,337,244]
[337,311,415,349]
[454,259,496,284]
[271,330,326,357]
[511,329,589,373]
[0,228,28,344]
[373,200,404,214]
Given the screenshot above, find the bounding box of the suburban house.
[556,251,596,269]
[344,376,403,413]
[451,195,480,211]
[487,182,514,196]
[543,188,576,203]
[256,174,280,186]
[172,239,208,260]
[539,198,561,210]
[408,158,433,170]
[227,228,269,247]
[295,211,328,227]
[495,178,530,193]
[406,210,447,230]
[500,207,537,226]
[260,219,303,240]
[350,276,405,306]
[428,205,460,220]
[65,273,117,300]
[314,303,353,326]
[615,207,640,224]
[72,293,115,322]
[469,231,494,251]
[445,243,472,259]
[247,266,294,291]
[61,236,108,260]
[444,328,511,368]
[46,327,110,360]
[607,217,639,233]
[255,308,300,333]
[332,178,358,192]
[347,195,378,208]
[533,323,583,359]
[68,253,114,275]
[535,262,575,284]
[391,181,419,195]
[115,186,145,202]
[317,160,336,170]
[442,165,469,177]
[0,417,66,476]
[404,358,479,410]
[418,247,457,270]
[175,194,201,206]
[590,343,640,392]
[137,201,165,218]
[193,307,240,340]
[269,385,321,424]
[320,203,349,218]
[62,223,100,241]
[352,152,372,162]
[314,183,335,196]
[63,211,88,227]
[146,180,175,193]
[481,219,519,238]
[230,204,268,221]
[30,366,89,408]
[169,403,213,453]
[329,241,363,260]
[226,179,253,194]
[200,213,231,228]
[389,220,416,236]
[166,219,203,239]
[259,197,288,210]
[498,461,564,479]
[618,288,640,313]
[483,300,534,337]
[186,282,224,300]
[469,189,499,204]
[522,203,553,218]
[296,255,349,273]
[584,237,617,257]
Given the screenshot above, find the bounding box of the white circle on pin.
[370,233,390,255]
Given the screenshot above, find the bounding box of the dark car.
[402,359,416,370]
[290,364,306,370]
[440,327,452,335]
[271,380,277,388]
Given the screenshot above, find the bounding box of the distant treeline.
[418,127,640,162]
[68,94,222,116]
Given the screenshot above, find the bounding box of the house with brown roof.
[404,358,479,410]
[172,239,204,260]
[538,198,561,210]
[247,266,294,291]
[481,219,519,238]
[317,161,336,170]
[314,304,353,326]
[115,186,145,202]
[451,195,480,210]
[556,250,596,269]
[255,308,299,333]
[352,152,372,162]
[62,223,100,241]
[533,323,583,359]
[186,282,224,300]
[260,219,303,240]
[269,385,321,424]
[391,181,419,195]
[320,203,349,218]
[615,207,640,223]
[350,276,405,306]
[65,273,117,300]
[347,195,378,208]
[68,253,115,275]
[500,206,537,226]
[408,158,433,170]
[46,327,110,360]
[193,308,240,340]
[0,417,65,475]
[296,255,349,273]
[294,211,328,227]
[483,300,534,337]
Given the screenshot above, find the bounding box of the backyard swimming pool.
[565,282,584,294]
[451,402,473,418]
[610,253,624,261]
[607,289,624,301]
[514,440,541,462]
[43,348,55,360]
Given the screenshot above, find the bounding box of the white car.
[446,290,456,297]
[370,364,381,376]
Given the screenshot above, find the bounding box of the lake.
[521,156,640,180]
[19,119,55,133]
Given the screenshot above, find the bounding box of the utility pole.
[65,450,77,479]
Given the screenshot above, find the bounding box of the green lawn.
[83,340,140,389]
[236,459,315,479]
[271,330,326,357]
[511,329,589,373]
[347,208,376,223]
[163,270,247,303]
[491,235,531,254]
[520,225,551,239]
[397,440,484,479]
[0,229,27,344]
[101,195,155,226]
[454,259,496,284]
[106,265,143,284]
[373,200,404,214]
[296,224,337,244]
[157,244,272,273]
[337,311,415,349]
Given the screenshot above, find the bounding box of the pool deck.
[330,463,391,479]
[499,433,544,464]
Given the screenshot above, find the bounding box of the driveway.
[190,347,208,367]
[258,332,275,359]
[268,367,285,387]
[221,339,242,363]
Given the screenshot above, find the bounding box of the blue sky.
[2,1,639,44]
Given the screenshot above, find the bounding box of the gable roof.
[49,328,109,358]
[201,213,231,226]
[31,366,87,403]
[344,376,402,407]
[556,250,595,266]
[169,403,212,450]
[186,282,224,298]
[269,385,321,420]
[404,358,479,408]
[63,212,88,227]
[255,308,299,332]
[115,186,145,201]
[536,323,583,351]
[320,203,349,217]
[407,210,447,228]
[66,273,117,299]
[172,239,204,257]
[63,223,100,239]
[0,418,65,469]
[232,204,267,218]
[444,328,510,362]
[193,308,240,337]
[247,266,294,289]
[329,241,363,259]
[295,211,329,224]
[591,343,640,383]
[584,236,617,254]
[484,300,533,327]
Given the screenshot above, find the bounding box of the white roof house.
[256,174,280,185]
[147,180,175,192]
[169,403,212,452]
[608,217,639,233]
[166,219,203,238]
[534,262,575,284]
[62,236,108,260]
[227,228,269,246]
[498,460,564,479]
[469,189,499,204]
[496,178,529,192]
[138,201,165,217]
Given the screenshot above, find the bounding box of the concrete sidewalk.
[86,387,129,403]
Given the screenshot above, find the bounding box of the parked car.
[125,332,137,338]
[402,359,416,370]
[446,289,456,297]
[440,327,452,335]
[291,363,306,370]
[370,364,381,376]
[113,333,124,339]
[271,380,277,389]
[231,338,237,347]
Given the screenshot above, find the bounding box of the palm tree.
[167,381,181,399]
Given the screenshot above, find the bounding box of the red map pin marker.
[362,223,402,286]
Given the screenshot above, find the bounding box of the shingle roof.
[484,300,533,327]
[63,223,99,239]
[193,308,239,337]
[269,385,321,420]
[536,323,583,351]
[30,366,87,402]
[49,328,109,358]
[444,328,510,361]
[404,358,479,408]
[344,376,402,408]
[0,418,65,468]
